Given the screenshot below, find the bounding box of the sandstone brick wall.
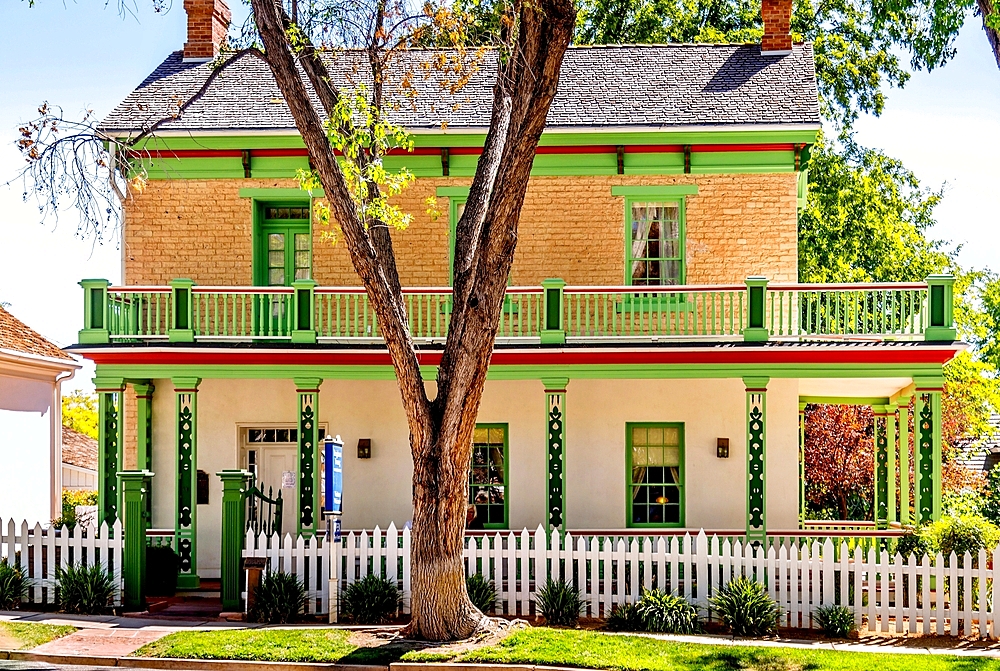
[124,173,798,286]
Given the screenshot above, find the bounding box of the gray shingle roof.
[99,44,819,135]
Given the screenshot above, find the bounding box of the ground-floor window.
[468,424,508,529]
[627,422,685,527]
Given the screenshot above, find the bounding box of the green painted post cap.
[80,278,110,287]
[541,278,567,289]
[744,276,769,287]
[170,278,195,288]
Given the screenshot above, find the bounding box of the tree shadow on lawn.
[685,648,998,671]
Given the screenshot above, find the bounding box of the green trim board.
[469,423,509,530]
[626,422,685,528]
[90,361,949,382]
[798,396,891,406]
[240,188,321,199]
[611,186,699,197]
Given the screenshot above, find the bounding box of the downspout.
[52,369,77,521]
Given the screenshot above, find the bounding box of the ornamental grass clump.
[535,579,584,626]
[815,604,855,638]
[0,560,28,610]
[341,574,401,624]
[466,573,497,614]
[56,564,116,615]
[709,576,779,637]
[606,602,645,632]
[250,571,307,624]
[636,589,701,634]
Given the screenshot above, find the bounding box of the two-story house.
[73,0,961,594]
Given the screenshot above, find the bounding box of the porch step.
[176,590,221,598]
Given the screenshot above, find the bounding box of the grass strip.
[0,622,76,650]
[460,628,1000,671]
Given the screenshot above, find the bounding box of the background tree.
[804,404,874,520]
[21,0,577,640]
[62,391,98,440]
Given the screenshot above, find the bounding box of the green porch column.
[96,377,125,527]
[798,402,806,529]
[173,377,201,589]
[134,382,155,524]
[218,470,253,612]
[873,405,892,529]
[295,378,323,536]
[118,470,152,611]
[915,379,944,523]
[744,377,769,544]
[898,394,912,525]
[543,378,568,532]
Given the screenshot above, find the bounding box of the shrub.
[0,561,28,610]
[933,515,1000,562]
[895,526,933,561]
[815,604,855,638]
[535,579,584,627]
[635,590,701,634]
[606,602,645,632]
[56,564,116,615]
[145,546,179,597]
[52,490,98,528]
[249,571,307,624]
[709,576,779,637]
[466,573,497,614]
[341,574,401,624]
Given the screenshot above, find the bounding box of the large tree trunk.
[248,0,575,640]
[980,0,1000,70]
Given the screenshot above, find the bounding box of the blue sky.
[1,2,998,392]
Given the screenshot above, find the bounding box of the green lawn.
[134,626,1000,671]
[456,629,1000,671]
[134,627,407,665]
[0,622,76,650]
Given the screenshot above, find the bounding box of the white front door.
[242,427,299,536]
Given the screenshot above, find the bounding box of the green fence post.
[743,276,769,342]
[169,279,195,343]
[218,469,253,612]
[118,470,152,612]
[79,279,110,344]
[924,275,956,341]
[540,278,566,345]
[291,279,318,344]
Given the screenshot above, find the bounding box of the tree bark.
[248,0,575,640]
[979,0,1000,70]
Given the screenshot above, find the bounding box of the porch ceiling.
[798,377,913,400]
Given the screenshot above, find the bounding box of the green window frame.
[626,422,685,528]
[253,201,313,287]
[437,187,470,286]
[468,423,509,530]
[624,199,686,286]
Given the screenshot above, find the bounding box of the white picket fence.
[0,518,123,607]
[243,529,331,615]
[319,524,1000,636]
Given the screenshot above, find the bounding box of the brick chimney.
[183,0,231,61]
[761,0,793,55]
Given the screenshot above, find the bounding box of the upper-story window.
[255,203,312,286]
[627,202,684,286]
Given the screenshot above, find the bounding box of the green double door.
[255,204,312,333]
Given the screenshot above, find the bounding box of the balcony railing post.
[291,279,318,344]
[169,279,195,343]
[79,279,110,344]
[743,276,769,342]
[924,274,957,342]
[540,278,566,344]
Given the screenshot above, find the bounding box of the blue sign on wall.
[324,435,343,515]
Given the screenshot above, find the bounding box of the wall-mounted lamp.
[357,438,372,459]
[717,438,730,459]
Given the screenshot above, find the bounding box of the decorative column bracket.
[295,378,323,536]
[543,378,568,532]
[915,379,944,523]
[174,377,201,589]
[95,376,125,527]
[744,376,769,545]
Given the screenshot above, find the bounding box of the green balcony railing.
[79,275,956,345]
